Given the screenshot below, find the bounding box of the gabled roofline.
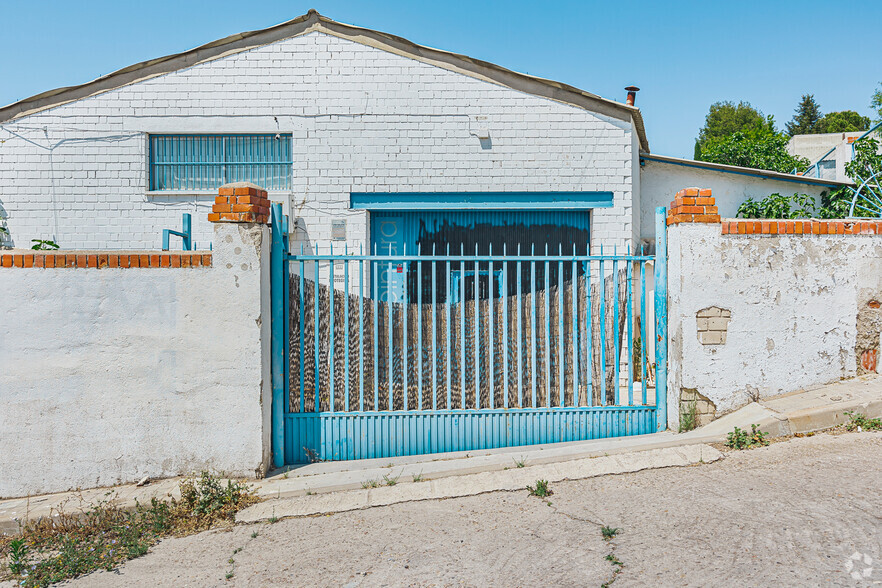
[0,10,650,151]
[640,152,854,188]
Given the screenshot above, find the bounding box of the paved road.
[67,432,882,586]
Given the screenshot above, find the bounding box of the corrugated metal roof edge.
[0,10,650,152]
[640,153,854,188]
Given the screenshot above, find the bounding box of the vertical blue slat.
[585,253,593,406]
[314,254,320,412]
[613,253,620,406]
[299,247,305,413]
[373,250,379,410]
[329,245,335,413]
[403,243,409,411]
[503,245,510,408]
[387,245,394,411]
[627,248,633,406]
[359,250,365,412]
[432,244,438,410]
[489,244,494,410]
[460,244,466,410]
[516,245,522,407]
[599,250,606,406]
[418,243,423,411]
[572,245,578,408]
[558,245,564,408]
[446,245,452,410]
[269,203,285,469]
[544,246,550,409]
[344,246,350,412]
[655,207,669,431]
[530,246,537,408]
[474,246,480,409]
[640,256,647,405]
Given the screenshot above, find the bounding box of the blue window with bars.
[149,134,292,191]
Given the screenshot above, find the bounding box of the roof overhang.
[0,11,650,152]
[639,152,854,189]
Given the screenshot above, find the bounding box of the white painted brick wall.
[0,32,635,252]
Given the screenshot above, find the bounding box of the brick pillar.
[666,188,720,225]
[209,182,271,224]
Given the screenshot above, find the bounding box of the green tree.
[696,101,769,149]
[785,94,822,136]
[815,110,871,133]
[698,125,810,173]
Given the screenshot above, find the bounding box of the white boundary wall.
[0,223,271,498]
[666,221,882,428]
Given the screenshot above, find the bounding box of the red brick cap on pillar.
[208,182,271,224]
[666,187,721,225]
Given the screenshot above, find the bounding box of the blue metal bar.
[571,244,578,408]
[613,251,620,406]
[545,244,550,408]
[516,244,523,407]
[299,245,305,413]
[530,246,537,408]
[585,250,593,406]
[489,243,495,410]
[418,243,423,411]
[403,243,409,411]
[314,252,320,412]
[161,213,192,251]
[283,215,290,417]
[446,244,452,410]
[599,248,606,406]
[432,244,438,411]
[627,247,634,406]
[640,255,647,405]
[288,253,655,262]
[344,246,350,412]
[359,248,365,412]
[269,203,285,469]
[329,244,335,413]
[474,244,480,409]
[372,249,379,411]
[655,207,669,431]
[387,244,394,411]
[558,244,564,408]
[503,244,509,409]
[460,243,466,410]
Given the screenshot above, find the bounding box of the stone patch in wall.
[696,306,731,345]
[680,388,717,427]
[856,297,881,375]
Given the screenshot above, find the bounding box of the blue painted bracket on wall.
[350,192,614,210]
[162,213,192,251]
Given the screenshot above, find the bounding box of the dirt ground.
[52,432,882,586]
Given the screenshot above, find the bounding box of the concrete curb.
[236,444,723,523]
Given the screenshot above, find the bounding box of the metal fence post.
[270,203,286,468]
[654,207,668,432]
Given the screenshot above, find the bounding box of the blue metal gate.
[268,205,668,467]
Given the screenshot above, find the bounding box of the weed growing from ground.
[0,472,258,588]
[844,410,882,432]
[513,457,527,468]
[605,554,624,566]
[725,424,769,450]
[679,401,698,432]
[526,480,552,498]
[412,473,424,483]
[361,479,380,489]
[382,473,400,486]
[601,526,620,540]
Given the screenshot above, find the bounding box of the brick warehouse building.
[0,11,847,258]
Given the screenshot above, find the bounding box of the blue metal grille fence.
[149,134,292,191]
[269,204,669,466]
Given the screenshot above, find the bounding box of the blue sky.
[1,0,880,157]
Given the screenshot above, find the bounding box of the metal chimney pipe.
[625,86,640,106]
